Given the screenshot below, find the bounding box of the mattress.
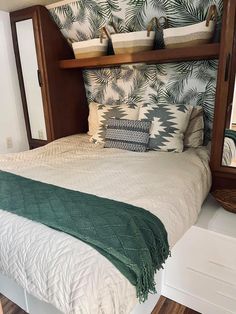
[0,135,211,314]
[222,137,236,166]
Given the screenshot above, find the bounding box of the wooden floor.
[0,294,25,314]
[152,296,200,314]
[0,294,200,314]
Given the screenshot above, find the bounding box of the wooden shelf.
[59,43,220,69]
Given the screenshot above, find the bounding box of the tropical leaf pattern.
[47,0,223,142]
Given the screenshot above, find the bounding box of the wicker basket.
[72,27,109,59]
[211,189,236,213]
[111,17,162,54]
[163,5,217,48]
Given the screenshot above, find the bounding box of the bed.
[0,134,211,314]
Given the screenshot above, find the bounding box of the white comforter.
[0,135,211,314]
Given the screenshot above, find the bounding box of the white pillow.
[138,103,192,152]
[91,103,140,144]
[184,106,204,148]
[88,102,99,136]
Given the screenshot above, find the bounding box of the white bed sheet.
[0,135,211,314]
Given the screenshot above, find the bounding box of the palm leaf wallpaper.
[47,0,223,142]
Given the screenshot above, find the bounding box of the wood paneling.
[60,43,220,69]
[152,296,201,314]
[0,295,26,314]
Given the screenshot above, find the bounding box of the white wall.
[0,10,29,153]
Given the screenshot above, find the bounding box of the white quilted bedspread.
[0,135,211,314]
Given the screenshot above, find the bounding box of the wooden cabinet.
[10,6,88,149]
[162,195,236,314]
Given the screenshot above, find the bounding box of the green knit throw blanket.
[0,171,170,301]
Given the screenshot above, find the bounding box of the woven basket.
[212,189,236,213]
[163,5,217,48]
[72,27,109,59]
[111,17,163,54]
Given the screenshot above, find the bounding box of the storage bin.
[163,5,217,49]
[111,17,160,54]
[72,28,109,59]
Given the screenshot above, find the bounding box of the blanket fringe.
[137,238,170,302]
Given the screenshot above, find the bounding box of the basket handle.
[147,17,160,37]
[206,4,217,26]
[100,27,110,43]
[147,16,168,37]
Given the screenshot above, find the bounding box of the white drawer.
[162,226,236,314]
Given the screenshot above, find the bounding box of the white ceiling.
[0,0,59,12]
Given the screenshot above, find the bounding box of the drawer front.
[163,227,236,314]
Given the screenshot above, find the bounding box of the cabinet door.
[15,19,47,141]
[11,5,89,149]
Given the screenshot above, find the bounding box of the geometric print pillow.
[138,103,193,152]
[104,119,151,152]
[91,103,140,144]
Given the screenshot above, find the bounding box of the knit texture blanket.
[0,171,170,301]
[225,129,236,144]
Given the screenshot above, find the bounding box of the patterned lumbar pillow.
[184,106,204,148]
[138,103,192,152]
[104,118,151,152]
[91,103,140,144]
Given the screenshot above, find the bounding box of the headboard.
[47,0,223,142]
